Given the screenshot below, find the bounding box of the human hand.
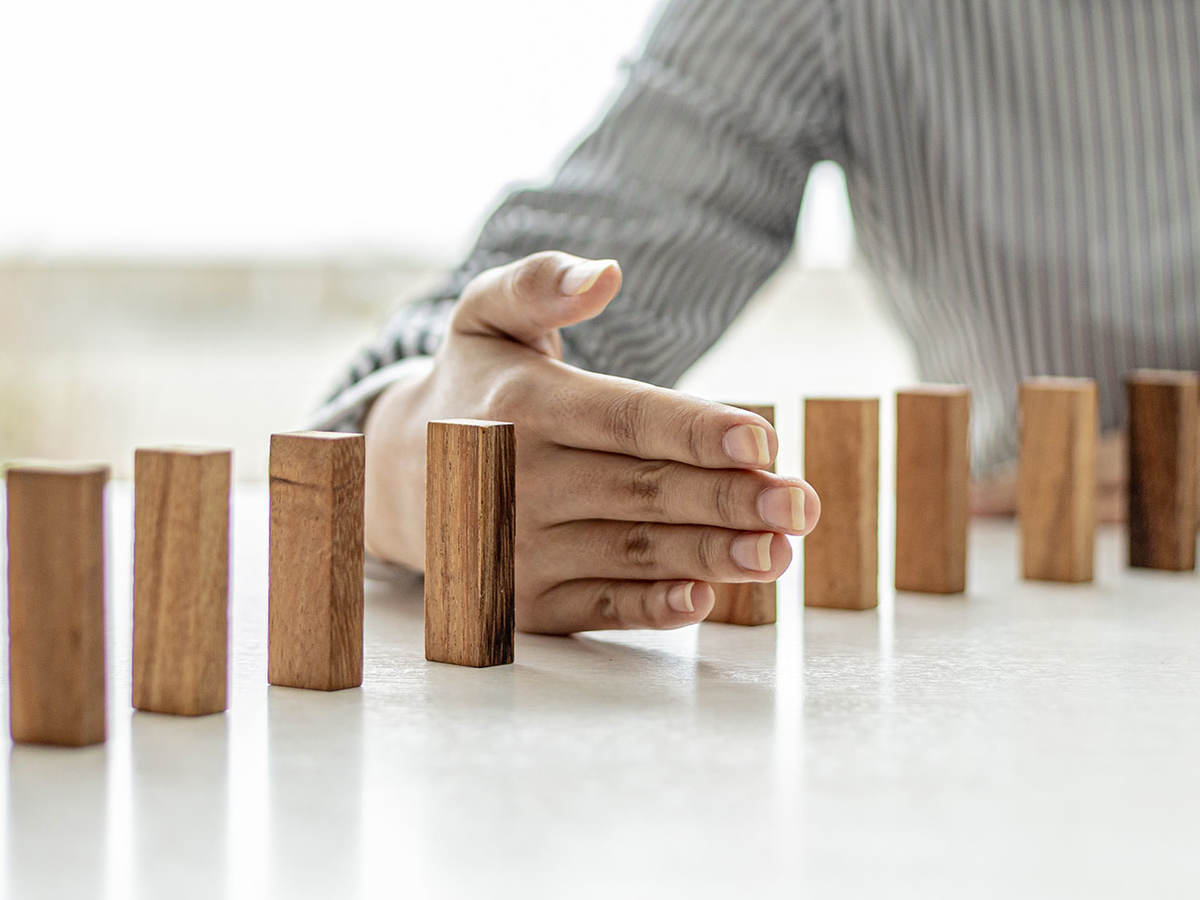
[364,251,821,633]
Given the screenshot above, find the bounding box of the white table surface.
[2,482,1198,899]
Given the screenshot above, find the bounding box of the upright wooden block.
[133,447,231,715]
[1126,370,1199,571]
[707,403,777,625]
[6,463,108,746]
[269,431,365,691]
[803,398,879,610]
[1018,377,1097,582]
[425,419,515,667]
[895,386,970,594]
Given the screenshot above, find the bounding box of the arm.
[315,0,842,427]
[331,0,842,634]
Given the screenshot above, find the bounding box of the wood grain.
[133,447,231,715]
[895,386,970,594]
[425,419,516,667]
[1126,370,1199,571]
[1018,377,1097,582]
[6,462,108,746]
[707,403,777,625]
[803,398,879,610]
[268,431,365,691]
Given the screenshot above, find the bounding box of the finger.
[452,251,622,352]
[536,521,792,583]
[524,366,779,469]
[538,448,817,535]
[520,579,717,634]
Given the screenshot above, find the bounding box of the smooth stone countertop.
[1,483,1198,899]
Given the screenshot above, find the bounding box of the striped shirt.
[315,0,1200,473]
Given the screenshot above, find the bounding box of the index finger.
[531,362,777,469]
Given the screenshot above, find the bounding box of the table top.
[2,483,1198,899]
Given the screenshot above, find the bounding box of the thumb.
[452,251,621,354]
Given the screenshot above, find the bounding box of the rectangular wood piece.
[133,447,231,715]
[1018,377,1098,582]
[6,462,108,746]
[803,398,880,610]
[269,431,365,691]
[895,386,970,594]
[425,419,516,667]
[1126,370,1199,571]
[707,403,778,625]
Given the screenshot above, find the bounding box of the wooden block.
[895,386,970,594]
[803,398,879,610]
[133,447,231,715]
[1126,370,1199,571]
[268,431,365,691]
[1018,377,1097,582]
[425,419,515,667]
[6,462,108,746]
[707,403,777,625]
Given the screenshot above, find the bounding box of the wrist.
[363,367,433,570]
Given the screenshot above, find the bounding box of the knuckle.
[611,583,662,630]
[506,251,563,301]
[453,264,503,323]
[606,390,650,456]
[694,530,722,579]
[710,473,740,524]
[592,586,622,629]
[455,268,488,309]
[619,522,657,569]
[483,368,535,421]
[683,413,708,463]
[627,460,671,516]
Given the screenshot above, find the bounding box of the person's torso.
[833,0,1200,469]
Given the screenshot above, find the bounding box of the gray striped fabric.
[320,0,1200,474]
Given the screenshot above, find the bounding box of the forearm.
[321,0,835,422]
[361,368,432,568]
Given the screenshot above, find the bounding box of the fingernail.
[757,485,806,532]
[666,581,696,613]
[560,259,617,296]
[722,424,770,467]
[731,532,773,572]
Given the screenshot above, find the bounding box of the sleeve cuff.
[307,355,436,434]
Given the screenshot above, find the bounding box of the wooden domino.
[1018,377,1097,582]
[1126,370,1199,571]
[268,431,365,691]
[707,403,778,626]
[895,386,970,594]
[803,398,879,610]
[6,462,108,746]
[133,447,231,715]
[425,419,515,667]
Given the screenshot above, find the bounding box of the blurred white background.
[0,0,911,478]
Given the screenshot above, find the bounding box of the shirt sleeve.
[315,0,843,432]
